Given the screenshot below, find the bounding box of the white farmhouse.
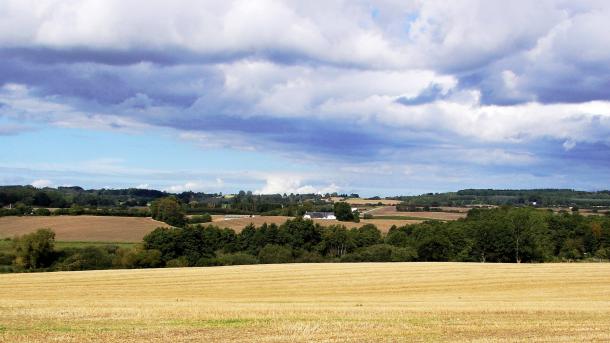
[303,212,336,220]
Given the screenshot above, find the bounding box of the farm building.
[303,212,336,220]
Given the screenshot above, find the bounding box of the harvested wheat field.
[208,215,420,233]
[315,218,423,232]
[1,263,610,342]
[210,216,294,232]
[0,216,167,242]
[370,206,468,221]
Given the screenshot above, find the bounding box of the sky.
[1,0,609,196]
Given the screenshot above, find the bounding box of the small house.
[303,212,336,220]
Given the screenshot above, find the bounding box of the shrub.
[296,251,325,263]
[56,246,113,271]
[34,208,51,216]
[69,205,85,215]
[217,252,258,265]
[390,246,418,261]
[189,213,212,224]
[13,228,56,269]
[341,244,417,262]
[363,213,373,219]
[116,248,162,268]
[0,252,14,265]
[595,247,609,260]
[258,244,293,264]
[167,256,190,267]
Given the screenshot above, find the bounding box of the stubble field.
[369,206,468,221]
[0,216,167,242]
[1,262,609,342]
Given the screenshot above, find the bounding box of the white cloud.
[255,174,339,195]
[0,0,406,68]
[177,131,257,151]
[563,140,576,151]
[30,179,53,188]
[0,83,150,132]
[164,178,225,193]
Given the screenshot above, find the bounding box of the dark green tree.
[258,244,293,264]
[349,224,381,248]
[333,202,354,221]
[150,197,186,227]
[13,228,56,269]
[319,225,353,257]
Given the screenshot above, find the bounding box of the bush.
[167,256,190,267]
[0,252,14,265]
[296,251,325,263]
[217,252,258,265]
[56,246,113,271]
[258,244,293,264]
[341,244,417,262]
[363,213,373,219]
[390,246,418,261]
[595,247,609,260]
[34,208,51,216]
[69,205,85,215]
[116,248,162,268]
[189,213,212,224]
[53,208,70,215]
[13,228,56,269]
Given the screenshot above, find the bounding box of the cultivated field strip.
[211,215,422,233]
[1,263,610,342]
[0,216,167,242]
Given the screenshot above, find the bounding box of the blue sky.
[1,1,609,196]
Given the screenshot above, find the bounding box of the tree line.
[391,189,610,207]
[0,186,331,217]
[2,207,609,273]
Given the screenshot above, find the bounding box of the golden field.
[0,216,167,242]
[369,206,468,221]
[1,263,610,342]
